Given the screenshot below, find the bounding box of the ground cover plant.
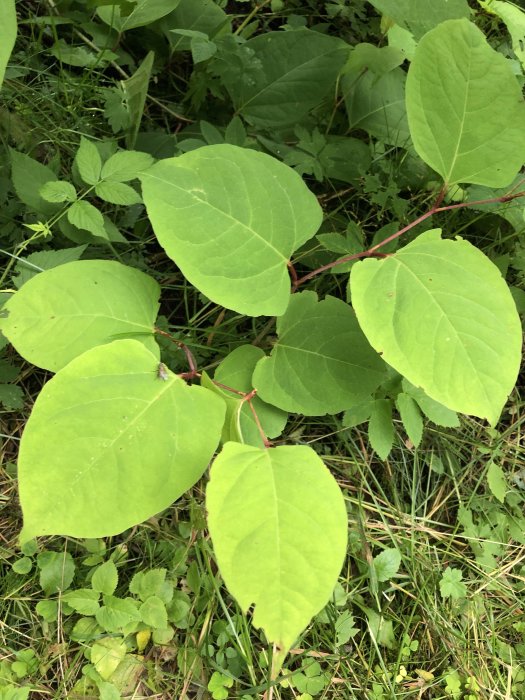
[1,0,525,698]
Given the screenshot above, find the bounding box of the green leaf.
[207,442,348,664]
[368,399,394,460]
[96,596,141,633]
[67,201,107,238]
[39,180,77,203]
[98,0,182,31]
[18,339,225,541]
[373,548,401,582]
[122,51,155,149]
[35,599,58,622]
[215,30,349,128]
[62,588,101,615]
[0,260,160,372]
[95,181,142,205]
[140,595,168,628]
[11,557,33,575]
[0,0,16,89]
[0,385,24,411]
[129,569,168,601]
[406,19,525,186]
[401,380,460,428]
[208,671,234,700]
[253,292,387,415]
[478,0,525,70]
[140,144,322,316]
[203,345,287,447]
[92,561,119,596]
[367,0,470,40]
[351,230,522,425]
[487,461,507,504]
[439,566,467,600]
[396,393,423,447]
[91,638,127,680]
[101,150,154,182]
[10,149,60,216]
[167,0,231,52]
[36,551,75,595]
[75,137,102,186]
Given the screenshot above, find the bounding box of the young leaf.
[206,442,348,666]
[139,596,168,628]
[373,547,401,582]
[96,596,141,633]
[122,51,155,149]
[351,230,522,425]
[368,399,394,460]
[67,200,107,238]
[0,260,161,372]
[486,461,507,504]
[439,567,467,600]
[62,589,100,616]
[39,180,77,203]
[140,144,322,316]
[95,181,142,205]
[0,0,16,89]
[215,30,349,128]
[75,137,102,186]
[396,393,423,447]
[253,292,387,415]
[37,551,75,595]
[92,561,118,596]
[406,19,525,187]
[18,339,225,541]
[100,150,154,182]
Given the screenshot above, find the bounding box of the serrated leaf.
[0,260,160,372]
[0,0,16,89]
[351,230,522,425]
[92,561,118,595]
[216,30,349,128]
[487,461,507,504]
[207,442,347,664]
[253,292,387,415]
[396,393,423,447]
[95,181,142,205]
[91,638,127,680]
[140,595,168,628]
[96,596,141,633]
[0,384,24,411]
[18,339,225,541]
[10,149,60,216]
[406,19,525,186]
[100,151,154,182]
[62,588,100,615]
[67,200,107,238]
[37,551,75,595]
[75,137,102,185]
[439,566,467,600]
[39,180,77,203]
[12,245,87,289]
[368,0,470,40]
[368,399,394,460]
[373,548,401,582]
[141,145,322,316]
[203,345,287,447]
[129,569,168,601]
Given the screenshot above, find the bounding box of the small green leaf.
[487,461,507,504]
[96,596,141,633]
[208,671,234,700]
[75,137,102,186]
[91,637,127,680]
[368,399,394,460]
[351,230,522,425]
[401,380,460,428]
[439,567,467,600]
[406,19,525,186]
[39,180,77,203]
[129,569,168,601]
[396,393,423,447]
[11,557,33,575]
[36,551,75,595]
[92,561,118,596]
[140,596,168,629]
[100,151,154,182]
[207,443,347,665]
[373,548,401,582]
[95,181,142,205]
[67,200,106,238]
[10,149,60,216]
[62,588,100,615]
[36,599,58,622]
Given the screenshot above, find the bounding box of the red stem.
[293,188,525,289]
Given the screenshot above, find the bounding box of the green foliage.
[0,0,16,90]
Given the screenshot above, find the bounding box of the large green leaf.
[140,145,322,316]
[19,339,225,541]
[478,0,525,70]
[0,260,160,372]
[406,19,525,187]
[253,292,387,415]
[97,0,182,32]
[368,0,470,40]
[350,230,522,424]
[201,345,287,447]
[0,0,16,89]
[213,30,349,128]
[165,0,231,51]
[206,442,347,666]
